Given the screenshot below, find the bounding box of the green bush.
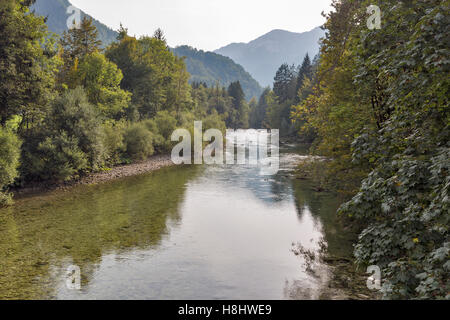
[27,132,88,182]
[0,128,21,206]
[154,110,177,140]
[142,119,165,153]
[21,88,106,182]
[147,111,178,153]
[102,121,126,166]
[47,87,106,170]
[124,123,154,161]
[203,110,227,133]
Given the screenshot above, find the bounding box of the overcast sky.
[70,0,333,51]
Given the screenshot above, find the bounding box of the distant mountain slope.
[32,1,262,99]
[172,46,263,100]
[32,0,118,46]
[215,27,325,87]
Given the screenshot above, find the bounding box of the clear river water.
[0,144,355,299]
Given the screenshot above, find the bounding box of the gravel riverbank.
[13,154,175,197]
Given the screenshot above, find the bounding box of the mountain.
[172,46,263,100]
[32,0,118,46]
[215,27,325,87]
[31,0,262,99]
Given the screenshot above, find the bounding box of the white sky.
[70,0,333,51]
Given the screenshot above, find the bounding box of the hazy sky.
[70,0,333,51]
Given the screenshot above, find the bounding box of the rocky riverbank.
[13,155,175,197]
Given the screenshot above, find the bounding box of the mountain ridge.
[215,27,325,87]
[32,0,118,46]
[172,46,263,100]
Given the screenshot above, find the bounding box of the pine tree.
[273,63,297,104]
[153,28,166,42]
[294,54,312,103]
[227,81,249,128]
[117,23,129,41]
[60,17,102,66]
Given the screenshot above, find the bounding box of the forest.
[0,0,448,300]
[0,0,253,200]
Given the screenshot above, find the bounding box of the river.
[0,144,356,300]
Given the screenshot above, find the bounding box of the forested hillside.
[172,46,263,100]
[32,0,118,46]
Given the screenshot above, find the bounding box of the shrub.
[138,111,178,153]
[154,110,177,140]
[21,88,106,182]
[102,121,126,166]
[47,87,106,170]
[123,123,154,161]
[26,132,88,182]
[203,110,227,133]
[142,119,165,153]
[0,128,21,206]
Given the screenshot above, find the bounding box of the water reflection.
[0,146,353,300]
[0,166,200,299]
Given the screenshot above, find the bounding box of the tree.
[250,88,271,129]
[21,87,106,181]
[227,81,249,129]
[273,63,296,104]
[153,28,166,42]
[67,52,131,119]
[106,34,192,118]
[0,0,59,127]
[60,16,102,79]
[294,54,312,103]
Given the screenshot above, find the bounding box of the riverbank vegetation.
[258,0,448,299]
[0,0,252,203]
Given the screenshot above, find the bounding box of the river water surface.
[0,145,354,299]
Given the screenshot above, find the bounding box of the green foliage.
[273,63,297,104]
[29,132,88,182]
[106,34,192,118]
[227,81,249,129]
[21,87,105,181]
[47,87,105,168]
[0,127,21,206]
[0,0,59,127]
[250,88,271,129]
[291,0,449,299]
[123,123,155,161]
[69,52,131,119]
[337,0,449,299]
[202,109,227,133]
[60,16,102,65]
[101,120,126,166]
[153,111,177,150]
[294,54,312,104]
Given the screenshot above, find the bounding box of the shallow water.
[0,145,353,300]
